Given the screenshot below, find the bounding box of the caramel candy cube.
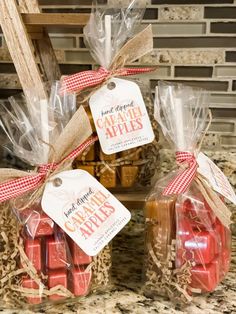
[99,150,116,161]
[121,166,139,188]
[85,146,95,160]
[100,168,116,188]
[145,198,176,261]
[77,145,95,161]
[121,148,140,161]
[145,199,176,221]
[78,165,95,176]
[85,107,96,132]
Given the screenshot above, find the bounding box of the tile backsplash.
[0,0,236,150]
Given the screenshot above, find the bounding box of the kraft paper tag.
[89,78,155,154]
[42,169,131,256]
[197,152,236,205]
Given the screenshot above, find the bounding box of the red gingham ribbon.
[0,136,98,203]
[60,66,155,93]
[163,151,198,196]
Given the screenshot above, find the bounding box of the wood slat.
[19,0,61,87]
[18,0,40,13]
[28,32,45,40]
[22,13,90,26]
[26,25,44,39]
[0,0,48,102]
[25,25,44,33]
[0,74,21,89]
[115,192,147,209]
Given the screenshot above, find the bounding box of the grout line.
[228,80,234,92]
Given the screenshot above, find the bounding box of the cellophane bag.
[63,0,158,190]
[144,81,232,303]
[0,83,111,309]
[74,81,159,190]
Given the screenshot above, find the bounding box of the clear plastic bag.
[18,198,93,305]
[13,196,111,306]
[84,0,146,69]
[74,80,159,189]
[144,82,231,302]
[68,0,157,190]
[0,83,111,308]
[0,81,76,165]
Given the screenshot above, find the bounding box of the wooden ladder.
[0,0,90,102]
[0,0,148,209]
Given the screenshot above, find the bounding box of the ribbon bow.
[0,136,97,203]
[60,66,154,94]
[163,151,198,196]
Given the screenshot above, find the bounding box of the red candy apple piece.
[68,238,92,266]
[71,269,92,296]
[26,212,54,238]
[24,238,42,271]
[48,270,67,300]
[22,276,42,304]
[46,237,67,270]
[190,259,219,292]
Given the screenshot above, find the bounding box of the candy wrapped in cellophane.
[0,82,111,309]
[143,81,232,303]
[74,81,159,190]
[62,0,158,190]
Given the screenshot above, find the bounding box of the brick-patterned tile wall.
[0,0,236,150]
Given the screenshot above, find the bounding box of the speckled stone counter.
[0,207,235,314]
[0,149,236,314]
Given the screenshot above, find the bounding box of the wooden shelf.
[22,13,90,26]
[114,192,148,209]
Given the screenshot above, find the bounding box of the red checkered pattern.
[60,66,154,93]
[0,136,98,203]
[163,151,198,196]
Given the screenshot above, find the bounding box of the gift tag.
[197,152,236,205]
[89,78,155,154]
[42,169,131,256]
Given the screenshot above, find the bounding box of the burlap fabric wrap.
[109,24,153,75]
[0,107,112,308]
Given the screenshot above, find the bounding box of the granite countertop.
[1,207,236,314]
